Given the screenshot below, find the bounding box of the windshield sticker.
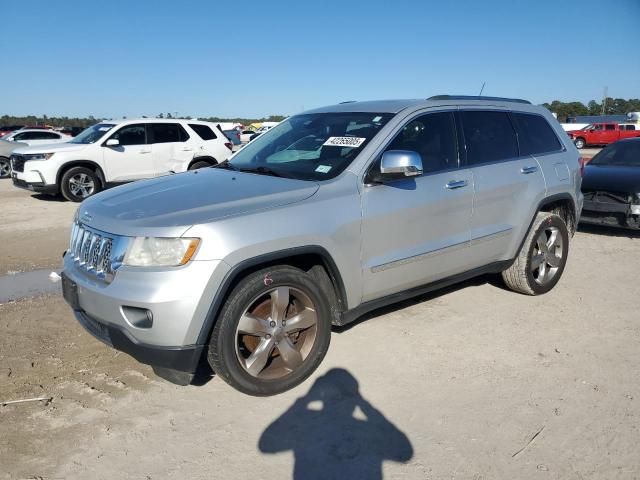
[315,165,332,173]
[372,116,382,123]
[323,136,366,148]
[98,126,112,131]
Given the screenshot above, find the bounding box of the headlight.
[123,237,200,267]
[24,153,55,161]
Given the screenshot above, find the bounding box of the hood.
[12,142,87,155]
[80,168,320,236]
[582,164,640,193]
[0,139,27,155]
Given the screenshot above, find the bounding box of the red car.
[567,123,640,148]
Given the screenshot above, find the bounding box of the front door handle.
[521,165,538,174]
[445,180,468,189]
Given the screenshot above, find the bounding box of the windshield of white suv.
[225,112,393,180]
[69,123,115,144]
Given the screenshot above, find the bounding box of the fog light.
[122,306,153,328]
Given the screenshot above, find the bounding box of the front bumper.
[62,251,230,373]
[580,200,640,229]
[12,175,59,194]
[73,306,205,373]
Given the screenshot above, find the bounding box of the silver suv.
[61,96,583,396]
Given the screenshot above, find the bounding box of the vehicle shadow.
[577,223,640,239]
[334,275,491,332]
[31,193,65,202]
[258,368,413,480]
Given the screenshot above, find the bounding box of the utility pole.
[601,86,608,115]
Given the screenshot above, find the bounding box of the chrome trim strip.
[470,227,513,246]
[371,240,469,273]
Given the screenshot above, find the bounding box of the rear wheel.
[574,137,586,149]
[0,156,10,178]
[502,212,569,295]
[60,166,101,202]
[208,266,331,396]
[189,160,214,170]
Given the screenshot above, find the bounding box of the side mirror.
[105,138,120,147]
[380,150,423,177]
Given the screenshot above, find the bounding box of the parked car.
[580,138,640,229]
[0,139,27,178]
[59,126,86,137]
[2,129,71,146]
[223,129,241,145]
[0,125,25,136]
[248,124,275,141]
[11,119,232,202]
[61,96,582,395]
[566,123,640,148]
[240,130,256,143]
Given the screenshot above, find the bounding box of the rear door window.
[460,111,518,165]
[511,112,562,155]
[151,123,188,143]
[188,124,217,140]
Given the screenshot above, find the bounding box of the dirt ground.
[1,173,639,479]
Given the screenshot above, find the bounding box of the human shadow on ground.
[258,368,413,480]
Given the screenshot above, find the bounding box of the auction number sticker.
[323,136,366,148]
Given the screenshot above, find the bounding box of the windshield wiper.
[238,166,289,178]
[214,159,238,171]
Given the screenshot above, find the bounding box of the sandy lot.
[0,180,76,275]
[1,175,639,479]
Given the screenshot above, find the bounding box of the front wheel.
[60,166,102,202]
[0,156,10,178]
[208,266,331,396]
[502,212,569,295]
[574,137,586,149]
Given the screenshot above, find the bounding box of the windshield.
[589,141,640,167]
[69,123,115,144]
[227,112,392,180]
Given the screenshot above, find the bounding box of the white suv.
[10,119,232,202]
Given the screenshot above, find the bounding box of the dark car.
[59,126,85,137]
[580,138,640,229]
[0,125,24,137]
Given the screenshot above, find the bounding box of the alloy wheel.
[68,173,95,198]
[531,226,564,285]
[0,159,10,178]
[234,286,318,379]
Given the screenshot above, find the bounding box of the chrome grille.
[68,222,120,282]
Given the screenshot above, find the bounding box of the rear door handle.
[521,165,538,174]
[140,149,151,154]
[181,147,193,152]
[445,180,468,189]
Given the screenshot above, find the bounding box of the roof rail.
[427,95,531,105]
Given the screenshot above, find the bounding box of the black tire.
[502,212,569,295]
[0,156,10,178]
[189,160,214,170]
[574,137,586,149]
[208,265,332,396]
[60,166,102,202]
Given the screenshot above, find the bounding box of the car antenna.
[478,82,486,96]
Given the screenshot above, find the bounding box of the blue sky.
[2,0,639,118]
